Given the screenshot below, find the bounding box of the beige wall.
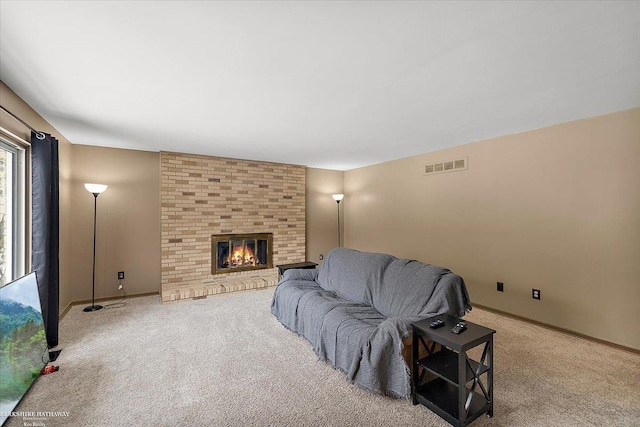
[1,81,161,305]
[0,81,73,314]
[70,145,160,301]
[345,108,640,350]
[305,167,344,265]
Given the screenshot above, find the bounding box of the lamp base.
[83,304,103,312]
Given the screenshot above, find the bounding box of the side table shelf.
[412,315,496,427]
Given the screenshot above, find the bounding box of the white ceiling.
[1,1,639,170]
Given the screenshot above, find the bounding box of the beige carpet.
[6,288,640,427]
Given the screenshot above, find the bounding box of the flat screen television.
[0,272,48,426]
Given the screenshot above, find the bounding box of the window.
[0,138,27,285]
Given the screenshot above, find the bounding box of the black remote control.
[451,321,467,334]
[429,319,445,329]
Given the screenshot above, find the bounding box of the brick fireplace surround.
[160,152,305,302]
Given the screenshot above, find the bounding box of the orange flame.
[228,244,259,267]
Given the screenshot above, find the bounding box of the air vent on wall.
[424,157,468,176]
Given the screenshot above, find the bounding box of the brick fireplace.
[160,152,305,302]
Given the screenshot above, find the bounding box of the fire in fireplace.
[211,233,273,274]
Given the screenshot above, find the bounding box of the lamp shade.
[84,183,107,194]
[332,194,344,202]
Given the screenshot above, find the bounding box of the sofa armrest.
[379,316,422,340]
[282,268,319,282]
[380,317,438,368]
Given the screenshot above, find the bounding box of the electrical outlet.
[118,271,125,280]
[532,289,541,300]
[319,254,324,260]
[497,282,504,292]
[118,284,123,290]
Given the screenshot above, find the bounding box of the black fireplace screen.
[211,233,273,274]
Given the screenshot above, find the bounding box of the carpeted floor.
[6,288,640,426]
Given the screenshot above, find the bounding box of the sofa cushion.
[317,305,414,398]
[316,248,395,306]
[271,280,318,329]
[297,290,356,347]
[270,276,363,342]
[316,304,385,369]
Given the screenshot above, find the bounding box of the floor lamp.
[332,194,344,247]
[83,183,108,312]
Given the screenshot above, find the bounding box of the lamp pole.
[336,199,341,247]
[332,194,344,247]
[83,183,107,312]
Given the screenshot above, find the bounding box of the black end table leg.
[488,334,494,417]
[412,328,418,405]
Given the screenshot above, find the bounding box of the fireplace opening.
[212,233,273,274]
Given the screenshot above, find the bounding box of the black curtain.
[31,131,60,348]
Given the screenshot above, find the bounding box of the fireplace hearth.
[212,233,273,274]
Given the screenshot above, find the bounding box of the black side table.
[412,314,495,427]
[276,261,318,277]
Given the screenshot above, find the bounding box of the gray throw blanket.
[271,248,472,398]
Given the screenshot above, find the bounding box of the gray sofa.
[271,247,472,398]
